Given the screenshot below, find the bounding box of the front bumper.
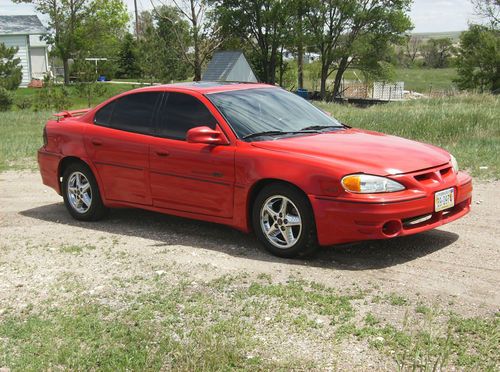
[310,170,472,246]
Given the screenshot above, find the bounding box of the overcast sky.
[0,0,480,33]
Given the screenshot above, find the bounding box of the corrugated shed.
[0,15,46,35]
[202,51,258,83]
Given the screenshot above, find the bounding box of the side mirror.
[186,126,229,145]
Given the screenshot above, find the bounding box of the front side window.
[207,87,342,139]
[158,92,217,140]
[94,92,161,135]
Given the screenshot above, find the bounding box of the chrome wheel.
[67,171,92,214]
[260,195,302,249]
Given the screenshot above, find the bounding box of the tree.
[15,0,129,84]
[154,0,222,81]
[211,0,293,84]
[138,7,191,83]
[421,38,454,68]
[117,33,141,79]
[305,0,412,98]
[455,25,500,92]
[472,0,500,28]
[0,42,22,90]
[402,34,422,66]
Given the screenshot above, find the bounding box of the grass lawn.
[0,273,498,370]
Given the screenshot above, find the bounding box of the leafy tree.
[305,0,412,98]
[421,38,454,68]
[138,7,191,83]
[0,42,22,90]
[211,0,293,84]
[154,0,222,81]
[117,33,141,79]
[472,0,500,28]
[15,0,129,84]
[455,25,500,92]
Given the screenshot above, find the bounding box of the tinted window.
[158,93,216,140]
[96,92,160,135]
[94,101,115,126]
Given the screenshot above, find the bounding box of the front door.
[149,92,235,218]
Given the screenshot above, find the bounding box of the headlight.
[450,154,459,173]
[341,174,405,193]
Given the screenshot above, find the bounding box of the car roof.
[131,81,275,95]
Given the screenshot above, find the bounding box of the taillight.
[43,126,48,147]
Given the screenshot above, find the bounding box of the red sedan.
[38,82,472,257]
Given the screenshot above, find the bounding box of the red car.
[38,83,472,257]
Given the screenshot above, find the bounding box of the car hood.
[251,128,450,175]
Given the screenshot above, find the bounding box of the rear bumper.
[310,171,472,246]
[38,147,62,194]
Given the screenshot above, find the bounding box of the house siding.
[0,34,31,86]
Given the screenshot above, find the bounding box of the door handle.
[155,150,170,157]
[91,139,103,146]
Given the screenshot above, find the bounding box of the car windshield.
[207,87,343,140]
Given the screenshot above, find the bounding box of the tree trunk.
[63,58,70,85]
[332,57,349,98]
[191,0,202,81]
[296,0,304,89]
[320,61,329,99]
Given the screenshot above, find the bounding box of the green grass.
[0,276,498,370]
[316,94,500,178]
[393,67,459,92]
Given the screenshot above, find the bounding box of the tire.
[62,162,108,221]
[252,183,318,258]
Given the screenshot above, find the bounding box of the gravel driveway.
[1,171,498,316]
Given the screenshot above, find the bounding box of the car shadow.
[20,203,459,271]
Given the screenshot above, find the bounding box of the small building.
[202,51,258,83]
[0,15,49,87]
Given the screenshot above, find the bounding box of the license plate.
[435,188,455,212]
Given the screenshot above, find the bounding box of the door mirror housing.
[186,126,229,145]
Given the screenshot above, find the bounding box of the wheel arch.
[246,178,312,232]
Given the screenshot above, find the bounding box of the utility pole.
[134,0,140,38]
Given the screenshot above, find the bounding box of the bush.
[0,87,13,111]
[15,96,33,110]
[34,85,70,111]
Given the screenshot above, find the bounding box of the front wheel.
[252,183,318,258]
[62,162,108,221]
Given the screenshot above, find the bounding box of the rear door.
[85,92,161,205]
[149,92,235,218]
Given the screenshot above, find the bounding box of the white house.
[0,15,49,87]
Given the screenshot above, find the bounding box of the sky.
[0,0,480,33]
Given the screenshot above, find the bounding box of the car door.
[149,92,235,218]
[85,92,161,205]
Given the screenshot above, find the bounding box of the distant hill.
[411,31,463,42]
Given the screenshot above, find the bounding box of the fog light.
[382,220,402,237]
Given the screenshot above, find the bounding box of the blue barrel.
[97,75,106,82]
[296,88,308,99]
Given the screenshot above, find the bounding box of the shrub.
[0,87,13,111]
[15,96,33,110]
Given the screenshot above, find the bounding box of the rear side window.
[158,92,217,140]
[94,92,160,135]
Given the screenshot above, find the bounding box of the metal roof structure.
[202,51,258,83]
[0,15,46,35]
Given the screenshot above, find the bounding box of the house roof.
[0,15,46,35]
[202,51,258,82]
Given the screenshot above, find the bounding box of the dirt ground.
[1,171,498,317]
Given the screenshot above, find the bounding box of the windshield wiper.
[243,128,325,140]
[242,130,289,140]
[299,125,342,131]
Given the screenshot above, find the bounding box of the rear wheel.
[62,162,108,221]
[252,183,318,258]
